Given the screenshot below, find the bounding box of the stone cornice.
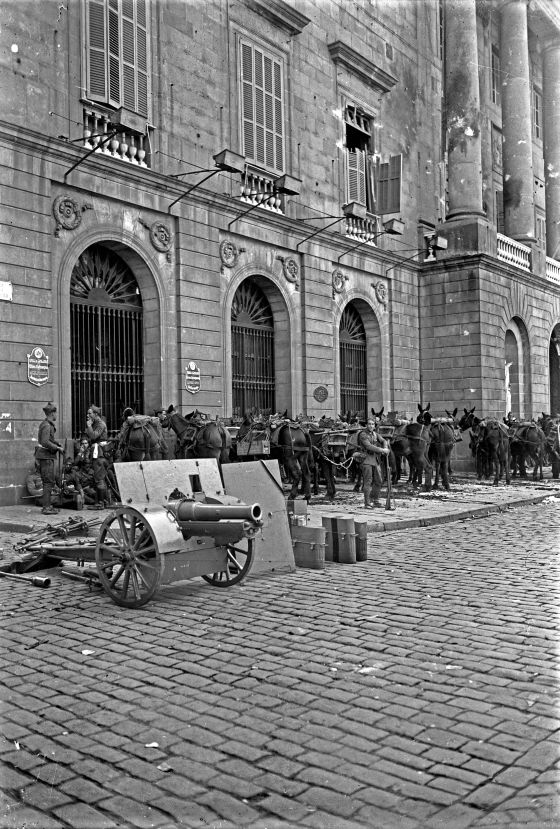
[245,0,310,35]
[327,40,398,94]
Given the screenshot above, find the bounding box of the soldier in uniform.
[36,402,64,514]
[152,406,170,460]
[85,405,109,508]
[358,416,390,508]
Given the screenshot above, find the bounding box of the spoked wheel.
[201,538,254,588]
[95,507,163,608]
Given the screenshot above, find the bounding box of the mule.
[389,404,433,491]
[307,417,351,502]
[269,418,312,501]
[540,413,560,478]
[509,422,547,480]
[429,410,457,490]
[162,407,231,463]
[118,415,162,462]
[458,407,510,486]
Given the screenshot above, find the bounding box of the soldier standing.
[85,405,108,508]
[36,402,64,514]
[358,416,390,509]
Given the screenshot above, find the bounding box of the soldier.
[36,402,64,514]
[152,406,170,460]
[358,416,390,509]
[85,405,109,508]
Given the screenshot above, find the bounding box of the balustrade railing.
[82,109,151,168]
[239,169,284,213]
[546,256,560,285]
[345,212,380,244]
[497,233,531,271]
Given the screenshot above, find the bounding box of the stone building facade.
[0,0,559,504]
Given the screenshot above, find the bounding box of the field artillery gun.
[17,459,263,609]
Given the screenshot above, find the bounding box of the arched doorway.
[70,244,143,436]
[504,317,530,418]
[339,302,367,419]
[550,324,560,416]
[231,278,275,417]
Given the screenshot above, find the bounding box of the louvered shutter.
[87,0,149,117]
[88,0,107,99]
[107,0,120,106]
[240,40,284,173]
[377,154,402,214]
[496,191,504,234]
[347,149,366,205]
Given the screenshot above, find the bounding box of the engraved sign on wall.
[27,347,49,387]
[185,361,201,394]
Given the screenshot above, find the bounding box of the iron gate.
[340,303,367,418]
[70,245,143,436]
[231,279,275,417]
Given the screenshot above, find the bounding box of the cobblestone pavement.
[1,499,559,829]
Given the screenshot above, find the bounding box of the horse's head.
[458,406,476,431]
[445,407,458,422]
[416,402,431,423]
[371,406,384,424]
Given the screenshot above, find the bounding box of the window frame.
[532,86,542,141]
[83,0,151,119]
[491,45,501,107]
[237,36,286,175]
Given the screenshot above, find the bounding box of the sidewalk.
[1,474,558,569]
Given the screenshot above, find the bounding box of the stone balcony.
[82,108,151,167]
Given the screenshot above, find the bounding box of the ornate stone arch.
[504,317,531,418]
[55,225,175,434]
[332,288,391,415]
[221,261,301,417]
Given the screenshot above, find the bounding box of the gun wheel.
[201,538,254,588]
[95,507,162,608]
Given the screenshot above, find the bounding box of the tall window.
[231,279,275,418]
[339,303,367,420]
[491,46,501,106]
[239,40,284,173]
[86,0,149,116]
[495,190,504,234]
[345,106,401,215]
[532,87,542,140]
[70,245,143,436]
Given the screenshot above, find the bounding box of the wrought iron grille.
[340,303,367,419]
[231,279,275,418]
[70,245,143,437]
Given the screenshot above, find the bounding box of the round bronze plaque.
[313,385,328,403]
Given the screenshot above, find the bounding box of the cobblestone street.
[1,498,559,829]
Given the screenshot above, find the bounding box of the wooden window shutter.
[87,0,148,116]
[108,0,121,106]
[496,190,504,234]
[347,149,366,205]
[88,0,107,100]
[239,40,284,173]
[377,154,402,214]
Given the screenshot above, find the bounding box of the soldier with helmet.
[36,402,64,514]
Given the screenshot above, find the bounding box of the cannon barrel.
[173,499,262,526]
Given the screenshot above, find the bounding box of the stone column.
[444,0,484,219]
[543,40,560,260]
[500,0,535,242]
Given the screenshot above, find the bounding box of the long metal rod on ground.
[0,571,51,588]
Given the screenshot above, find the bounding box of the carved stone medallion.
[219,239,239,268]
[52,195,91,237]
[374,280,388,308]
[332,268,348,298]
[282,257,299,285]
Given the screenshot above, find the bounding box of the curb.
[363,493,553,533]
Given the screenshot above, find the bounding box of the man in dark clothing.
[357,416,390,508]
[36,402,64,514]
[85,405,109,508]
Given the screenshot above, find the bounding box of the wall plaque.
[185,361,201,394]
[27,347,49,387]
[313,385,329,403]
